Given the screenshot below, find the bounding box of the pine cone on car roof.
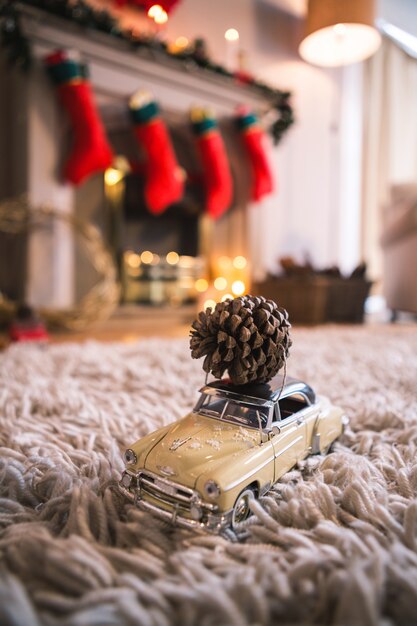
[190,295,291,385]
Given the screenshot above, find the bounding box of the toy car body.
[119,375,348,535]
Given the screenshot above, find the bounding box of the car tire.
[231,487,256,529]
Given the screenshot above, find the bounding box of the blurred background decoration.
[0,197,120,330]
[299,0,381,67]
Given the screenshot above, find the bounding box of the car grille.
[139,471,196,511]
[121,469,217,518]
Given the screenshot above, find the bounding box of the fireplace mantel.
[20,5,276,118]
[2,5,280,311]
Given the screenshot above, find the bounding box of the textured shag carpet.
[1,325,417,626]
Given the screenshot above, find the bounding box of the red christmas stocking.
[129,92,184,215]
[191,109,233,220]
[44,50,113,185]
[236,106,274,202]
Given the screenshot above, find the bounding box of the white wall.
[379,0,417,38]
[26,64,75,308]
[165,0,362,277]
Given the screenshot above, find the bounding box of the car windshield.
[196,394,270,429]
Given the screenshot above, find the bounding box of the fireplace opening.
[118,170,207,306]
[104,120,213,306]
[73,111,251,309]
[122,172,202,258]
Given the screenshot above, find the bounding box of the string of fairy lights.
[123,249,249,309]
[105,160,250,309]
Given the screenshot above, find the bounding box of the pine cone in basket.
[190,295,291,385]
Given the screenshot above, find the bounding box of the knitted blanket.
[0,325,416,626]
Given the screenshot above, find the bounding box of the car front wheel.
[231,487,256,529]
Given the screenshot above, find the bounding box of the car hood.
[144,412,261,489]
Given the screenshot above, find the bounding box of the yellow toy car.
[119,375,348,537]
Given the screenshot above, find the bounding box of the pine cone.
[190,295,291,385]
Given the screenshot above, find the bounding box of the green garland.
[0,1,31,69]
[0,0,294,144]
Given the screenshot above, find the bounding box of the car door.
[270,395,308,479]
[282,392,320,459]
[270,419,306,479]
[302,401,321,455]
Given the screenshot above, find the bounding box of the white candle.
[225,28,240,72]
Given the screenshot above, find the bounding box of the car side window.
[278,393,309,421]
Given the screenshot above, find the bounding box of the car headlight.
[204,480,221,500]
[124,448,138,465]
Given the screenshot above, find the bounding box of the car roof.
[200,375,316,406]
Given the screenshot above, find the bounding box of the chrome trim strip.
[124,468,137,478]
[140,482,217,512]
[140,486,195,512]
[119,484,232,533]
[200,386,274,407]
[137,470,195,497]
[140,476,192,504]
[124,469,218,512]
[169,437,192,451]
[277,412,307,428]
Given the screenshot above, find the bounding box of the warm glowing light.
[147,4,163,18]
[231,280,245,296]
[151,253,160,265]
[178,256,194,269]
[154,9,168,24]
[114,155,131,173]
[195,278,209,292]
[333,23,348,37]
[204,299,217,311]
[299,0,381,67]
[166,251,179,265]
[175,36,189,49]
[214,277,227,291]
[218,256,232,269]
[180,276,194,289]
[225,28,239,42]
[104,168,123,186]
[126,252,141,268]
[233,255,247,269]
[221,293,233,302]
[141,250,153,264]
[299,23,381,67]
[128,267,141,278]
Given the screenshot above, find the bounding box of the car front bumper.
[119,470,233,534]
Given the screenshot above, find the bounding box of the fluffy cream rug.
[0,325,417,626]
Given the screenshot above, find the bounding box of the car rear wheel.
[231,487,256,529]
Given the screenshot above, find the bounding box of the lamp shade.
[299,0,381,67]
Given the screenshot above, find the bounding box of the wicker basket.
[254,276,371,324]
[326,278,372,322]
[253,276,329,324]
